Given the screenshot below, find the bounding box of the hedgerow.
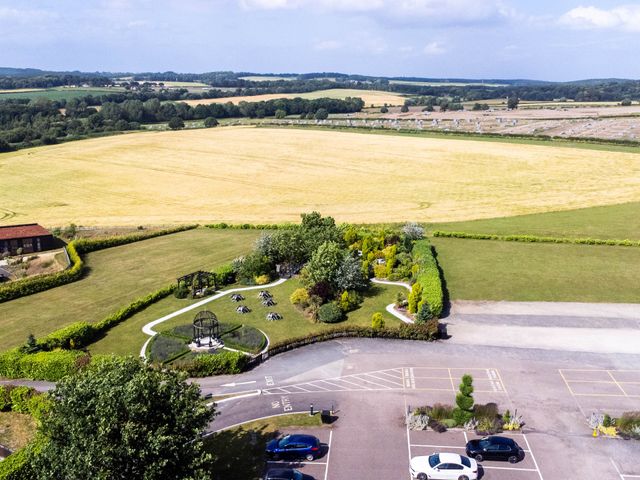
[411,240,444,318]
[266,322,439,358]
[432,230,640,247]
[205,223,297,230]
[0,349,85,381]
[72,224,198,254]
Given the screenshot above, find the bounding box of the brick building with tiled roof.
[0,223,54,255]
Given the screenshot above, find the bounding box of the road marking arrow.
[221,381,257,387]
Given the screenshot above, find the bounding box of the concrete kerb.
[139,278,287,359]
[371,278,414,324]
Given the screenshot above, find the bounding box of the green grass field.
[432,237,640,302]
[0,87,124,101]
[0,229,260,351]
[431,202,640,240]
[90,278,404,356]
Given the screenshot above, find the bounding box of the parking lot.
[559,369,640,417]
[407,429,543,480]
[264,427,332,480]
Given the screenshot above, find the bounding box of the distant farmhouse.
[0,223,54,256]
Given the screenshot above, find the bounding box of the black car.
[265,434,321,461]
[465,435,525,463]
[264,468,304,480]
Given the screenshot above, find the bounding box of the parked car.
[465,435,525,463]
[264,468,304,480]
[410,453,478,480]
[265,434,321,461]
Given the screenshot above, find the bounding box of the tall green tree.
[32,357,215,480]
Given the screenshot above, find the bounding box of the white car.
[410,453,478,480]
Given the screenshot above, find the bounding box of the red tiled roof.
[0,224,51,241]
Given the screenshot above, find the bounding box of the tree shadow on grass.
[205,425,279,480]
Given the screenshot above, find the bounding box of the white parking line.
[269,461,328,466]
[410,444,466,450]
[483,465,539,472]
[611,458,625,480]
[522,432,544,480]
[324,430,333,480]
[365,372,404,387]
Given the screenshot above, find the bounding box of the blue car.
[266,434,321,461]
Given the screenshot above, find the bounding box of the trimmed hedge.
[174,351,248,377]
[205,222,296,230]
[72,224,198,254]
[0,349,85,381]
[412,240,444,318]
[432,230,640,247]
[266,322,439,358]
[0,439,41,480]
[0,243,84,303]
[0,225,197,303]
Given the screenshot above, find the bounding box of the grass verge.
[205,413,324,480]
[432,237,640,302]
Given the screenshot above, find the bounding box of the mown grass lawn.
[89,279,405,356]
[0,229,261,351]
[430,201,640,240]
[432,237,640,302]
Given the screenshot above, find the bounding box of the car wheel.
[305,453,314,462]
[417,473,428,480]
[509,455,518,464]
[475,454,483,462]
[458,476,469,480]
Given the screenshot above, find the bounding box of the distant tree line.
[0,74,112,90]
[0,96,364,151]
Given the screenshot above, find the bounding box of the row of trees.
[0,96,364,150]
[0,73,111,90]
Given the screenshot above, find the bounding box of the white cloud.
[238,0,512,26]
[423,41,446,55]
[559,5,640,31]
[314,39,342,51]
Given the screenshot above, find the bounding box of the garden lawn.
[431,202,640,240]
[432,237,640,302]
[0,228,260,351]
[89,279,405,356]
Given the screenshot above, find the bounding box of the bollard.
[309,403,314,416]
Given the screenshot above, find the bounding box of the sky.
[1,0,639,81]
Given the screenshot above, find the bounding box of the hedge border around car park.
[411,239,444,318]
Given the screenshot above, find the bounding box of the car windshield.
[294,472,303,480]
[478,439,491,448]
[461,457,471,468]
[429,454,440,468]
[277,435,291,448]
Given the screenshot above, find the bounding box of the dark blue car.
[266,434,321,461]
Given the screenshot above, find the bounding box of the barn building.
[0,224,55,255]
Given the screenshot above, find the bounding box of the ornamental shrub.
[0,385,13,411]
[317,302,344,324]
[408,283,422,314]
[338,290,361,313]
[290,288,310,308]
[371,312,384,329]
[373,263,387,278]
[453,374,475,424]
[254,274,271,285]
[415,302,433,324]
[411,240,444,317]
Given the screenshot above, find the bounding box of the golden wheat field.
[2,126,640,226]
[182,88,407,107]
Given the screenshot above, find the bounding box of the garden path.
[139,278,288,359]
[371,278,414,324]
